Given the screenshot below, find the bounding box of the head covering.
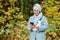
[33,3,42,11]
[31,4,43,31]
[34,12,43,20]
[33,4,43,19]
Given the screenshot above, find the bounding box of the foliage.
[0,0,29,40]
[0,0,60,40]
[41,0,60,40]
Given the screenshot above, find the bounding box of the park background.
[0,0,60,40]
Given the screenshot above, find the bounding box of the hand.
[30,24,34,29]
[35,24,39,28]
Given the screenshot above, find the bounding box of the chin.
[35,14,38,16]
[34,13,39,16]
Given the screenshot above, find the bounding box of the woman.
[27,3,48,40]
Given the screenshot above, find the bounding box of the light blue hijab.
[32,4,43,31]
[33,3,42,12]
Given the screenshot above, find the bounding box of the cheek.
[33,10,40,15]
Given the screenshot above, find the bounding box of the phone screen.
[30,22,34,25]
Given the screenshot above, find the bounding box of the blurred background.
[0,0,60,40]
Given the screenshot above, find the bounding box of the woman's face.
[33,10,39,16]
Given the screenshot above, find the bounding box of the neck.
[34,12,43,19]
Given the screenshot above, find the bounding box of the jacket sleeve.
[38,16,48,32]
[27,17,32,30]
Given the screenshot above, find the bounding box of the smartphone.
[30,22,34,25]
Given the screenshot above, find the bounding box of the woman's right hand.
[30,24,34,29]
